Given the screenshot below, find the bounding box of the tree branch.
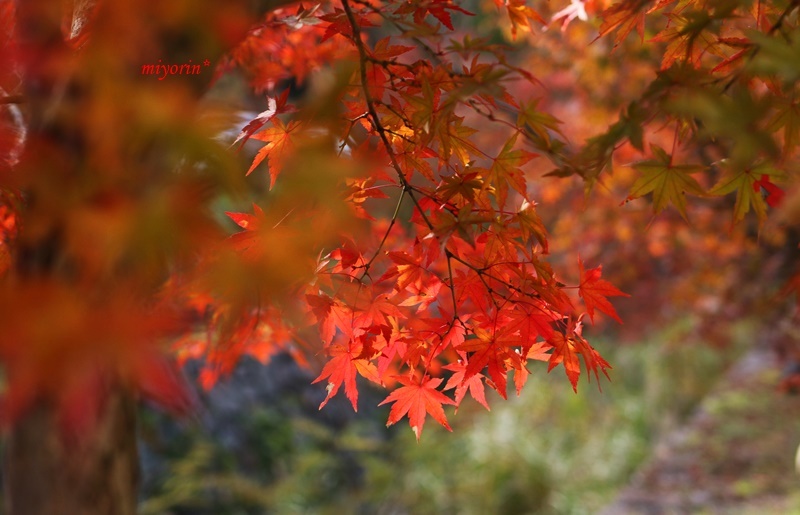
[341,0,434,232]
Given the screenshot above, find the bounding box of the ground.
[602,345,800,514]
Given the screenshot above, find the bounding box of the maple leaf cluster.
[556,0,800,226]
[542,0,800,332]
[199,0,632,439]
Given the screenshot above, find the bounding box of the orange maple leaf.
[247,119,300,188]
[313,339,381,411]
[501,0,546,37]
[547,331,581,391]
[597,0,647,48]
[547,325,611,392]
[443,359,490,411]
[379,375,456,440]
[513,339,553,394]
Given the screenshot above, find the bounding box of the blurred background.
[4,0,800,513]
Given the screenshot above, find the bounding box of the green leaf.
[767,97,800,157]
[709,161,786,223]
[747,30,800,83]
[667,88,779,165]
[627,144,705,219]
[517,99,564,149]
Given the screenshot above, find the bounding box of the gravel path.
[601,346,800,515]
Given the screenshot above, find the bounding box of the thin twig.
[341,0,434,231]
[358,189,406,280]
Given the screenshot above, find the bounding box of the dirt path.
[601,345,800,514]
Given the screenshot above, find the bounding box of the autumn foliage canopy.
[0,0,798,440]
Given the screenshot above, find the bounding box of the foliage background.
[3,0,800,512]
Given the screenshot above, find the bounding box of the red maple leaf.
[395,0,474,31]
[753,174,785,208]
[512,339,553,395]
[377,319,409,377]
[547,318,611,391]
[547,331,582,391]
[379,375,456,440]
[320,9,375,41]
[305,293,338,344]
[578,258,629,323]
[457,326,517,399]
[312,339,381,411]
[443,358,490,411]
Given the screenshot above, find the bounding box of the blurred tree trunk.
[5,2,140,512]
[3,0,298,512]
[3,389,139,515]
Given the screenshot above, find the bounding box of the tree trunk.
[3,388,139,515]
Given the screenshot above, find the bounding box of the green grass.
[141,317,755,514]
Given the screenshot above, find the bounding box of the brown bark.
[3,389,139,515]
